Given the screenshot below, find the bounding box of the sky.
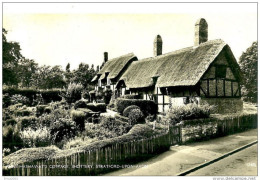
[3,3,257,70]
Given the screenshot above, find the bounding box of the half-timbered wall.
[200,50,241,98]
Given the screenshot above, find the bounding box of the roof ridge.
[107,52,135,62]
[134,39,226,63]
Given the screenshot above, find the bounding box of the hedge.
[71,110,86,131]
[86,103,106,112]
[123,105,140,117]
[74,99,88,109]
[3,87,65,105]
[121,94,141,99]
[17,116,37,130]
[115,98,157,117]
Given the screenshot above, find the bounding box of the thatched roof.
[119,39,241,89]
[91,53,137,82]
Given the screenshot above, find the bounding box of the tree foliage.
[3,28,97,90]
[3,28,23,86]
[239,41,258,103]
[71,63,96,90]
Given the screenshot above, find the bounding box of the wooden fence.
[3,126,181,176]
[3,113,257,176]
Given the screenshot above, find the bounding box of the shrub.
[44,106,52,114]
[115,113,129,123]
[145,114,155,123]
[166,103,213,125]
[37,106,71,128]
[3,125,23,151]
[36,105,48,117]
[123,105,140,117]
[10,94,30,106]
[5,119,17,126]
[61,83,84,104]
[86,103,106,112]
[20,127,52,148]
[115,98,157,117]
[50,118,76,143]
[74,99,88,109]
[71,110,86,131]
[39,89,64,104]
[103,89,112,104]
[127,124,159,138]
[100,116,131,136]
[17,116,37,130]
[15,108,33,117]
[3,93,11,108]
[128,109,144,125]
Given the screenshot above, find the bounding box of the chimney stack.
[194,18,208,46]
[104,52,108,63]
[154,35,162,56]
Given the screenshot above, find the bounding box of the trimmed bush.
[71,110,86,131]
[166,103,213,125]
[121,94,140,99]
[15,108,33,117]
[74,99,88,109]
[123,105,140,117]
[17,116,37,130]
[128,109,144,125]
[115,98,157,117]
[86,103,106,112]
[39,89,64,104]
[36,105,48,117]
[3,87,64,105]
[5,119,17,126]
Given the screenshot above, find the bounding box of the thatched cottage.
[92,18,243,113]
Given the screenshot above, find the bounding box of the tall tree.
[71,62,96,90]
[17,58,38,87]
[3,28,23,86]
[65,62,72,86]
[31,65,66,89]
[239,41,258,103]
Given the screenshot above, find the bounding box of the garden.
[3,83,173,158]
[3,82,258,176]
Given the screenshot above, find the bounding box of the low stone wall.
[200,98,243,114]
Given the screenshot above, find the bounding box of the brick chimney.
[194,18,208,46]
[104,52,108,63]
[154,35,162,56]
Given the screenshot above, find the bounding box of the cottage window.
[215,65,227,79]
